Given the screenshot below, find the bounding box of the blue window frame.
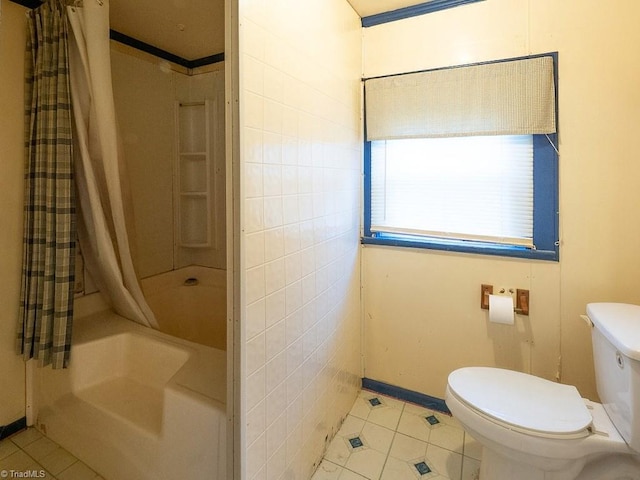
[362,55,559,261]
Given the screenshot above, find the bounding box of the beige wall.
[362,0,640,402]
[0,0,27,426]
[111,47,226,278]
[239,0,362,478]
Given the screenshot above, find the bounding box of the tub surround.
[110,47,227,279]
[142,266,226,350]
[33,293,226,480]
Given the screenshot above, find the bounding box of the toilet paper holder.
[481,284,529,316]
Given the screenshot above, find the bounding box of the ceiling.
[109,0,224,61]
[346,0,433,18]
[108,0,430,61]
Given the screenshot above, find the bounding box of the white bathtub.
[142,266,226,350]
[34,278,227,480]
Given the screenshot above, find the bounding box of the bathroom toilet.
[445,303,640,480]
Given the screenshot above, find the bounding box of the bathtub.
[142,266,226,350]
[34,273,227,480]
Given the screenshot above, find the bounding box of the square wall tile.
[244,198,265,233]
[246,299,266,340]
[241,3,362,478]
[266,380,287,426]
[263,227,284,262]
[266,351,287,393]
[244,163,264,198]
[245,231,265,269]
[265,289,286,328]
[263,132,283,164]
[246,367,266,412]
[244,128,264,164]
[246,332,266,376]
[263,196,283,229]
[265,319,286,360]
[265,259,286,295]
[262,164,282,197]
[263,99,283,134]
[282,135,299,166]
[243,91,264,130]
[243,54,264,95]
[247,402,266,446]
[285,309,304,347]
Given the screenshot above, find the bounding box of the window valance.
[365,55,556,141]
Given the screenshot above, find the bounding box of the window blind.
[370,135,534,246]
[365,56,556,141]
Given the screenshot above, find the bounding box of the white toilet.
[445,303,640,480]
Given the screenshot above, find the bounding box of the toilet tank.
[587,303,640,453]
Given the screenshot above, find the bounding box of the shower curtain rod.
[9,0,101,7]
[67,0,105,6]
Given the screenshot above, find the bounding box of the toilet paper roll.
[489,294,514,325]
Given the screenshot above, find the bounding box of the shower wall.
[110,44,225,279]
[239,0,362,478]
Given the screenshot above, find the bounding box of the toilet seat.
[448,367,593,439]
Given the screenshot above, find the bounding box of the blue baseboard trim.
[362,378,451,415]
[0,417,27,441]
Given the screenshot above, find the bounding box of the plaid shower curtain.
[17,0,76,369]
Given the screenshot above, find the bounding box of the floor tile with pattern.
[311,390,482,480]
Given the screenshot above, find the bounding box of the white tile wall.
[239,0,363,478]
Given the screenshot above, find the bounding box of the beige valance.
[365,55,556,140]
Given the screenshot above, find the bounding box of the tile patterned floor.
[311,390,482,480]
[0,428,104,480]
[1,390,481,480]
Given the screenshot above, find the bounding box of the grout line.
[0,430,105,480]
[377,429,398,480]
[313,390,479,480]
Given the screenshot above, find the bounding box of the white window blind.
[365,56,556,140]
[370,135,534,247]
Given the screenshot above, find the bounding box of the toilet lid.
[448,367,593,437]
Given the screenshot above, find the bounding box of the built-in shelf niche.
[175,101,211,248]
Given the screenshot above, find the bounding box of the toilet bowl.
[446,367,637,480]
[445,303,640,480]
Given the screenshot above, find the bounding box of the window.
[362,54,559,261]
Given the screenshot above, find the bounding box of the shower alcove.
[108,46,227,338]
[34,29,229,480]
